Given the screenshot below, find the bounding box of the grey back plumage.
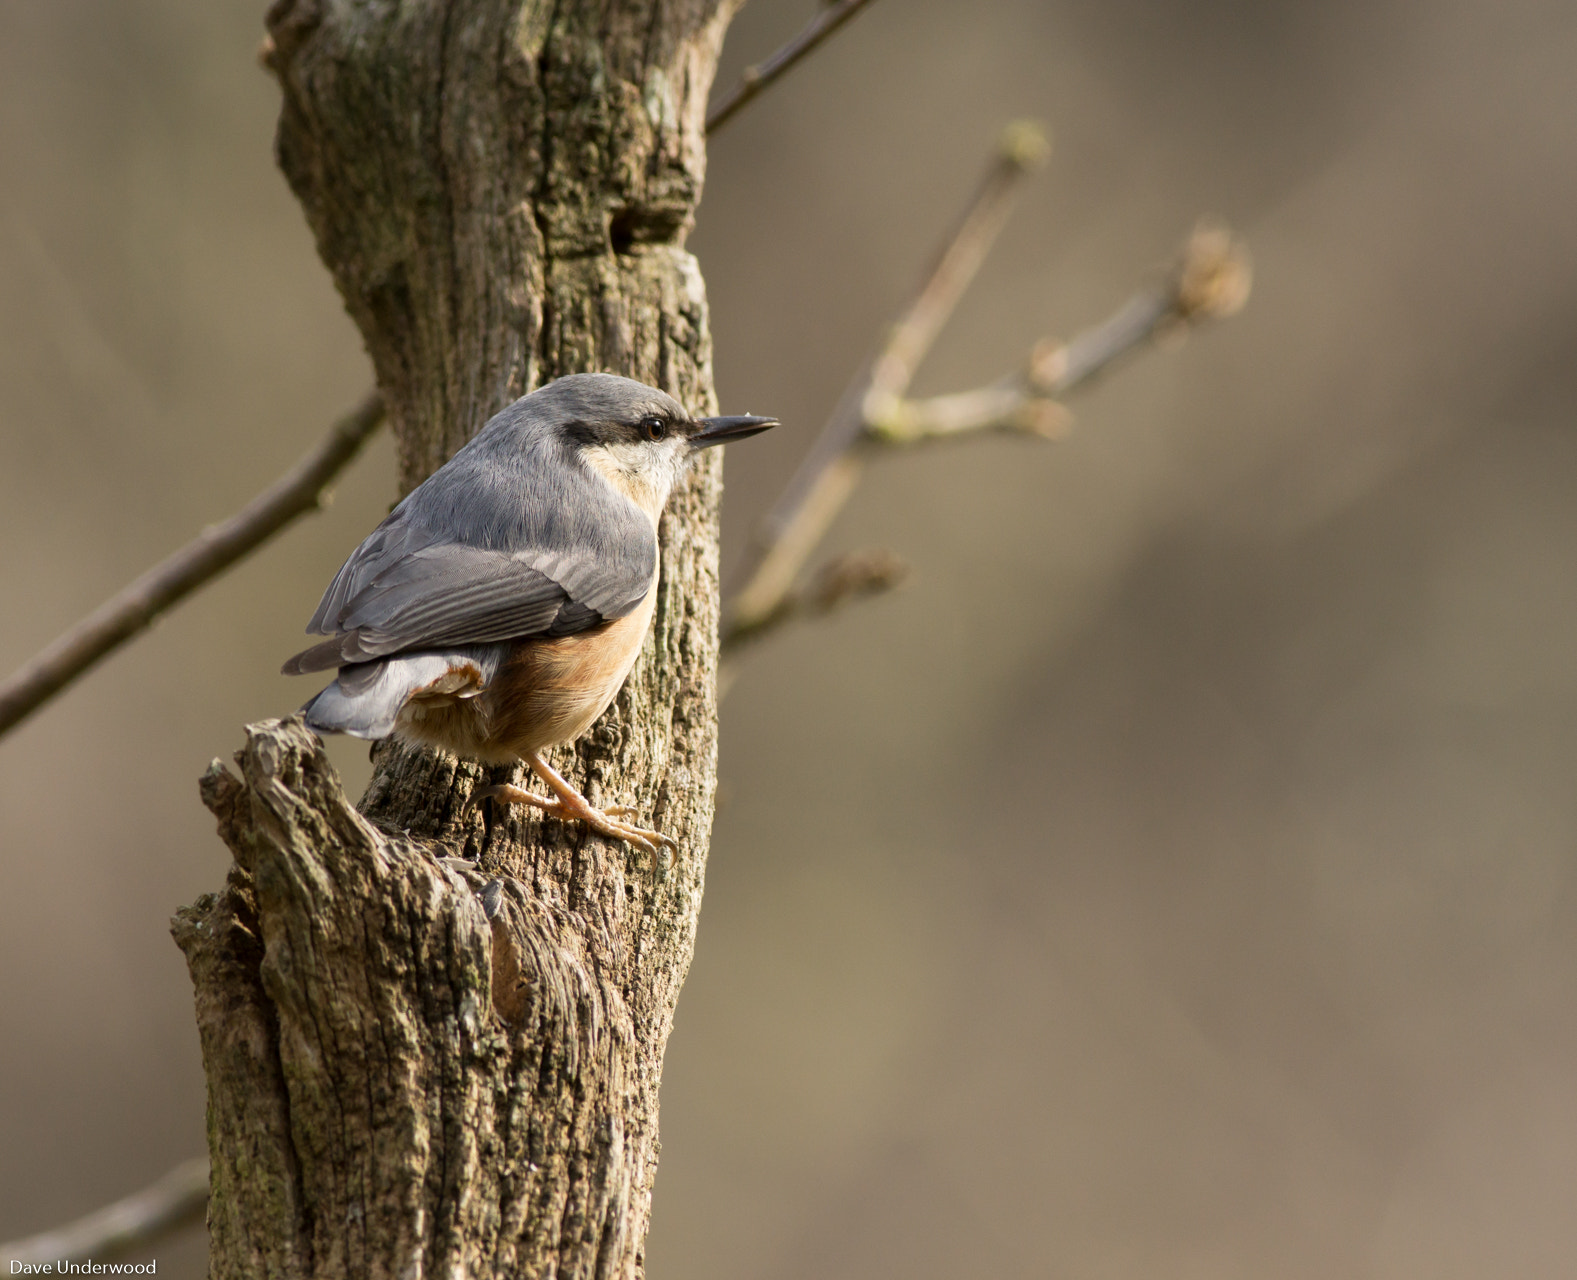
[284,375,674,675]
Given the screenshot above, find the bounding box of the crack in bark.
[531,0,564,384]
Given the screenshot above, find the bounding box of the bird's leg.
[515,750,678,864]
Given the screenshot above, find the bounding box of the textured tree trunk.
[172,2,740,1275]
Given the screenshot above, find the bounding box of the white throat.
[579,440,688,527]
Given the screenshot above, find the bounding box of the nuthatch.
[283,373,778,858]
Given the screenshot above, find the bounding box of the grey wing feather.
[284,409,655,676]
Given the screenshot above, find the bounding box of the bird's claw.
[573,807,678,867]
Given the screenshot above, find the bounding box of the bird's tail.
[301,647,504,739]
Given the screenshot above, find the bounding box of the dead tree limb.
[178,717,684,1277]
[1,0,886,1263]
[175,3,749,1276]
[0,392,383,739]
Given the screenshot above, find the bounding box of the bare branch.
[0,391,385,739]
[0,1157,208,1267]
[725,121,1051,640]
[866,222,1253,446]
[706,0,880,135]
[720,221,1249,661]
[723,547,908,652]
[863,381,1072,445]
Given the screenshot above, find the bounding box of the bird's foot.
[547,790,677,865]
[471,780,677,866]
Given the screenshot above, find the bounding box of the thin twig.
[863,382,1073,445]
[0,391,385,739]
[866,222,1253,446]
[723,547,908,651]
[706,0,880,135]
[724,121,1051,641]
[0,1156,208,1266]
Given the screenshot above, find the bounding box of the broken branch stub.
[175,717,658,1278]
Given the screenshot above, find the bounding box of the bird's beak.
[690,414,779,449]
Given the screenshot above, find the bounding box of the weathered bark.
[173,3,739,1275]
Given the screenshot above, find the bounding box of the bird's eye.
[640,415,668,442]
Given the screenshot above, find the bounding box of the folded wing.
[283,445,656,676]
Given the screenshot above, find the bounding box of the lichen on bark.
[175,2,743,1274]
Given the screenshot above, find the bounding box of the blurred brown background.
[4,0,1577,1275]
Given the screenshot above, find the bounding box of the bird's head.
[538,373,778,522]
